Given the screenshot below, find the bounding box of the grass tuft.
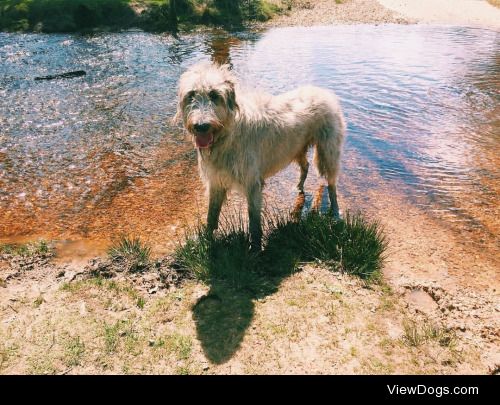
[174,212,261,289]
[174,209,387,290]
[0,240,51,257]
[402,319,456,348]
[107,235,151,272]
[265,210,387,280]
[64,336,85,367]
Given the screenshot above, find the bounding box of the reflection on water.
[0,26,498,255]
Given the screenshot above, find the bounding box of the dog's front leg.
[207,185,227,235]
[247,182,263,252]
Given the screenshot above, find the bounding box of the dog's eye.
[209,91,221,103]
[186,91,196,102]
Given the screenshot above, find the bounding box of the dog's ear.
[225,80,239,112]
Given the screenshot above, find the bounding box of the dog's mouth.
[194,132,214,149]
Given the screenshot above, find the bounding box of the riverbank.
[260,0,412,27]
[1,0,401,33]
[0,0,279,33]
[260,0,500,30]
[377,0,500,31]
[1,221,498,374]
[2,0,499,33]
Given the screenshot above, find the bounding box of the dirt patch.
[401,282,499,368]
[82,256,192,294]
[405,289,439,315]
[0,252,495,374]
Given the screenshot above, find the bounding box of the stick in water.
[34,70,86,81]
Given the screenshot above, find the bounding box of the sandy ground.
[377,0,500,30]
[1,258,496,374]
[264,0,500,30]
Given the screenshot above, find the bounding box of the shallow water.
[0,25,498,255]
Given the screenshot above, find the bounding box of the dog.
[175,62,346,251]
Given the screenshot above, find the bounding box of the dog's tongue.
[195,133,214,148]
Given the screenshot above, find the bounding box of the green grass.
[0,240,51,257]
[174,212,261,289]
[108,235,151,272]
[0,0,278,32]
[103,320,135,353]
[164,333,192,360]
[136,296,146,309]
[64,336,85,367]
[103,322,121,353]
[33,295,45,308]
[60,276,140,301]
[175,210,387,288]
[402,320,456,348]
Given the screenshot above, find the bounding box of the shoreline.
[2,0,499,34]
[259,0,413,28]
[377,0,500,31]
[260,0,500,31]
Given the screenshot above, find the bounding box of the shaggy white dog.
[175,62,346,250]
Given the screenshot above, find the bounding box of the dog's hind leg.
[247,181,263,252]
[207,185,227,234]
[314,124,344,219]
[327,184,340,219]
[295,148,309,193]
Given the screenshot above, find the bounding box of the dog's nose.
[194,123,211,133]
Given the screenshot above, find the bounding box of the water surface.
[0,25,498,255]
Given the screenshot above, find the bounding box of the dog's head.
[174,62,239,149]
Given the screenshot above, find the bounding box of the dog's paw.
[333,209,343,220]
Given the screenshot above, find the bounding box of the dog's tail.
[313,94,346,186]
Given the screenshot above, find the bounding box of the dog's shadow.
[192,187,329,364]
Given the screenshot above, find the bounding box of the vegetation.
[0,240,51,257]
[175,210,387,289]
[0,0,280,32]
[402,319,456,348]
[107,235,151,272]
